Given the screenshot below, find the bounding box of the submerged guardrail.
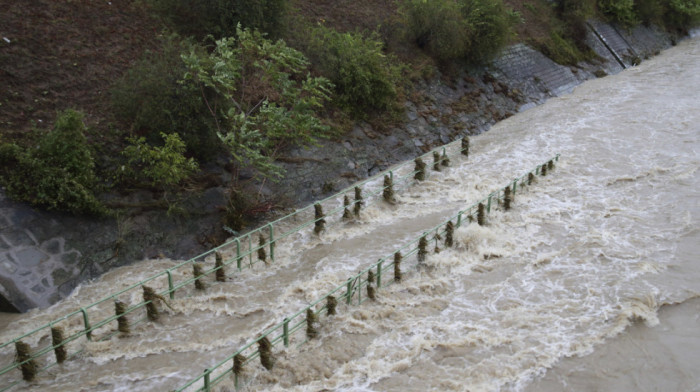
[1,138,475,390]
[176,154,560,392]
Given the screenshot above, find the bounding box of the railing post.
[235,238,242,271]
[389,170,393,182]
[80,308,92,341]
[203,369,211,392]
[377,260,383,288]
[487,194,492,213]
[283,318,290,347]
[167,270,175,299]
[456,211,462,228]
[346,278,353,304]
[268,224,275,263]
[512,179,517,195]
[248,235,253,266]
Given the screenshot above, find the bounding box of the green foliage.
[540,31,588,65]
[599,0,639,26]
[147,0,287,39]
[111,37,220,161]
[461,0,522,62]
[0,110,105,215]
[302,26,402,115]
[400,0,518,63]
[182,26,333,179]
[600,0,698,31]
[121,132,199,188]
[400,0,468,61]
[555,0,596,47]
[663,0,700,30]
[634,0,666,25]
[36,109,97,186]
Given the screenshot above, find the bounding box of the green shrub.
[634,0,666,25]
[400,0,518,63]
[400,0,469,61]
[111,37,221,161]
[0,110,105,215]
[461,0,521,62]
[147,0,287,39]
[540,31,588,65]
[599,0,639,26]
[303,26,402,115]
[121,132,199,188]
[555,0,596,47]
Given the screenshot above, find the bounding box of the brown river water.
[1,34,698,391]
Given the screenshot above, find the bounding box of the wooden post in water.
[258,337,274,370]
[477,202,485,226]
[51,326,67,364]
[342,195,352,220]
[504,186,512,211]
[232,353,246,378]
[414,158,426,181]
[326,295,337,316]
[383,175,396,204]
[445,221,454,247]
[115,300,130,334]
[541,163,547,176]
[193,263,206,291]
[366,270,376,300]
[142,285,170,321]
[306,308,318,339]
[433,151,441,171]
[394,252,402,282]
[14,341,37,381]
[257,234,267,263]
[528,172,535,185]
[314,203,326,235]
[354,186,364,217]
[461,137,470,157]
[215,252,225,282]
[418,236,428,263]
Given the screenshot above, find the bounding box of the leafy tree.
[111,37,220,161]
[181,26,333,179]
[121,132,199,188]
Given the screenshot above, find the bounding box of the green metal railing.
[175,154,560,392]
[0,138,472,390]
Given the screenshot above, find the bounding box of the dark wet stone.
[51,268,73,286]
[42,238,61,255]
[15,248,48,267]
[2,230,36,247]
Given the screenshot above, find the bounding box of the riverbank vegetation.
[0,0,696,226]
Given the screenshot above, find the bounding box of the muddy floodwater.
[1,34,698,391]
